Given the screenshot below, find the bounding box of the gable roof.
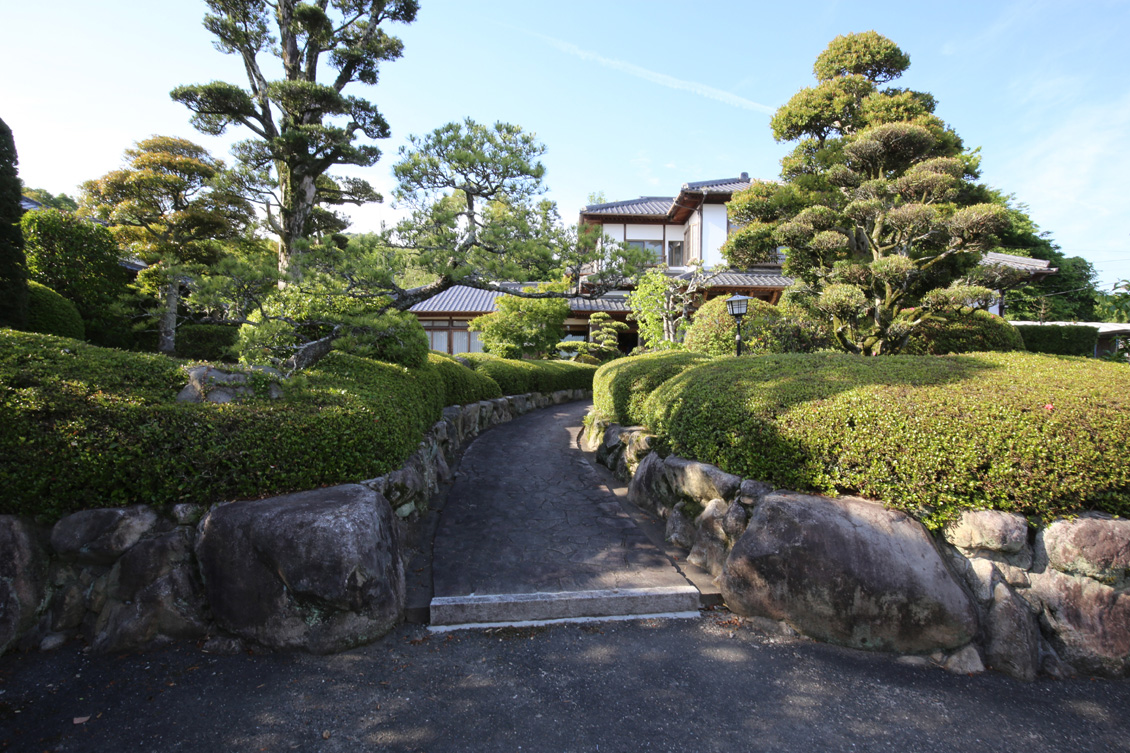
[580,196,673,218]
[580,174,752,226]
[983,251,1057,276]
[408,285,634,316]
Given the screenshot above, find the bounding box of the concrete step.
[429,585,701,629]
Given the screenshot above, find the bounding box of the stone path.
[430,401,699,626]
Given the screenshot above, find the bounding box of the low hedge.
[902,308,1025,355]
[592,351,709,426]
[1014,324,1099,357]
[0,330,445,521]
[456,353,596,395]
[177,323,240,362]
[427,352,502,405]
[24,281,84,340]
[597,350,1129,527]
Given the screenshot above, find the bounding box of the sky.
[4,0,1129,289]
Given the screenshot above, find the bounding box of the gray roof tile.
[581,196,673,217]
[983,251,1055,271]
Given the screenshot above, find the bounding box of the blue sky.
[5,0,1129,290]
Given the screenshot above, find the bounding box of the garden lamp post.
[725,294,751,357]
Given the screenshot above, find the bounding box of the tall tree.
[81,137,253,355]
[0,117,28,329]
[725,32,1007,356]
[172,0,418,273]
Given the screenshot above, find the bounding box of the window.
[627,239,663,265]
[667,240,683,267]
[421,319,484,354]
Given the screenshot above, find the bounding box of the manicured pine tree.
[0,116,29,329]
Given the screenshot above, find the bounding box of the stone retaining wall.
[586,412,1130,680]
[0,389,591,657]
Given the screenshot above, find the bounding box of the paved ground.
[431,402,695,623]
[3,615,1129,753]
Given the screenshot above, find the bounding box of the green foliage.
[681,296,829,357]
[238,285,429,369]
[426,352,502,405]
[20,208,130,333]
[626,264,717,350]
[902,308,1025,355]
[597,351,1130,527]
[557,311,627,362]
[732,33,1015,356]
[1013,324,1099,357]
[469,282,570,359]
[0,117,28,329]
[24,281,84,339]
[173,0,418,270]
[591,351,709,426]
[20,187,79,212]
[177,323,240,361]
[457,352,596,395]
[0,330,445,521]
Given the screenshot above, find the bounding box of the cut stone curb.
[430,586,701,628]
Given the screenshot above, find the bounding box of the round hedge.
[631,351,1130,527]
[427,352,502,405]
[0,331,446,521]
[592,351,709,426]
[902,308,1025,355]
[24,281,84,340]
[683,296,779,356]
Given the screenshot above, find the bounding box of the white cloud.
[527,31,775,114]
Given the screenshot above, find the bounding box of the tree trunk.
[158,282,179,356]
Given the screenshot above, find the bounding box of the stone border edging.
[0,388,592,657]
[584,408,1130,681]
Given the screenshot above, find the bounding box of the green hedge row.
[1014,324,1099,357]
[0,330,447,521]
[427,352,503,405]
[594,350,1130,526]
[24,281,84,340]
[592,351,709,426]
[456,352,596,395]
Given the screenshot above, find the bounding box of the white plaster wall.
[600,223,626,243]
[701,204,729,268]
[623,223,664,241]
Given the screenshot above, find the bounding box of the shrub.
[20,209,130,327]
[457,352,597,395]
[427,352,502,405]
[683,296,830,357]
[592,351,709,425]
[0,117,28,329]
[0,330,446,521]
[1014,324,1099,357]
[630,351,1130,527]
[177,323,240,362]
[24,281,84,340]
[238,287,429,368]
[902,308,1025,355]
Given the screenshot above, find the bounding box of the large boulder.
[92,528,209,652]
[51,506,164,565]
[195,484,404,653]
[1041,517,1130,588]
[627,452,678,515]
[664,457,741,506]
[945,511,1031,567]
[722,492,978,654]
[984,581,1040,681]
[0,517,49,654]
[1027,567,1130,677]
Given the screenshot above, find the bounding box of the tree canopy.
[82,136,253,354]
[172,0,418,272]
[726,31,1011,355]
[0,117,28,329]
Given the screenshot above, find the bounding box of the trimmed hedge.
[24,281,84,340]
[0,330,445,521]
[456,352,596,395]
[592,351,709,426]
[683,296,778,356]
[596,350,1130,527]
[1014,324,1099,357]
[177,323,240,362]
[427,352,502,405]
[903,308,1025,355]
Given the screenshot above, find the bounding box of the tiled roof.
[682,176,752,194]
[409,285,631,315]
[701,271,793,288]
[983,251,1055,272]
[20,196,45,212]
[581,196,673,217]
[569,294,630,312]
[1008,321,1130,336]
